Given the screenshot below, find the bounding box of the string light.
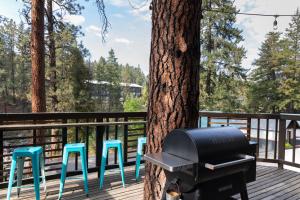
[127,0,149,10]
[273,15,279,30]
[203,9,300,31]
[203,8,300,17]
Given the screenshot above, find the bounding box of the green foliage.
[93,49,147,112]
[277,9,300,112]
[285,142,293,149]
[54,25,93,112]
[123,95,146,112]
[247,32,283,113]
[121,64,146,86]
[0,18,31,112]
[93,49,122,112]
[200,0,246,112]
[247,10,300,113]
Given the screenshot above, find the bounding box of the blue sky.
[0,0,299,75]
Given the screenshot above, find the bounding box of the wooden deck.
[1,164,300,200]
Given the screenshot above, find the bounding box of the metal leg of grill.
[240,176,249,200]
[240,190,249,200]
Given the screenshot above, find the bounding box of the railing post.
[247,118,251,140]
[0,120,3,182]
[96,117,104,178]
[62,119,67,149]
[124,116,128,163]
[207,117,211,127]
[278,118,286,169]
[143,115,147,137]
[85,118,89,168]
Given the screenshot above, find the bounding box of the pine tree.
[278,9,300,112]
[248,32,284,113]
[200,0,246,111]
[15,22,31,112]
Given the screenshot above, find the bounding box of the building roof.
[89,80,143,88]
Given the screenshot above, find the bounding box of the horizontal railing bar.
[3,135,62,140]
[209,122,247,125]
[280,113,300,120]
[0,112,147,121]
[2,148,62,157]
[199,111,280,119]
[128,133,144,137]
[0,121,147,131]
[3,144,34,148]
[128,128,144,131]
[45,155,62,159]
[3,141,61,148]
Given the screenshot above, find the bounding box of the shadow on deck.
[1,164,300,200]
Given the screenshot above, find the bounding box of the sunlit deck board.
[1,165,300,200]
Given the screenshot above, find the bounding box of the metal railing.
[199,112,300,169]
[0,112,147,188]
[0,111,299,188]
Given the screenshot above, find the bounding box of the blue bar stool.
[7,146,47,200]
[135,137,147,180]
[58,143,88,199]
[99,140,125,189]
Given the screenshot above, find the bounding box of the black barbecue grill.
[144,126,257,200]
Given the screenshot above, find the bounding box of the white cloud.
[113,13,125,18]
[129,1,151,21]
[234,0,300,70]
[63,15,85,26]
[86,25,102,37]
[110,0,128,7]
[114,38,132,45]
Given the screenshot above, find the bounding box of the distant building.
[89,80,143,100]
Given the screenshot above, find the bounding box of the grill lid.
[163,127,249,163]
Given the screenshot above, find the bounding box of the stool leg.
[7,155,17,200]
[59,150,69,199]
[135,141,142,180]
[99,145,107,189]
[80,147,89,196]
[17,157,25,197]
[117,144,125,187]
[32,154,41,200]
[40,153,47,195]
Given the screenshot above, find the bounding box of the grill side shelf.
[144,152,195,172]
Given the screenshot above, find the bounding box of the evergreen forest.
[0,1,299,114]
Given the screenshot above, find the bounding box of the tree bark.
[205,1,213,96]
[47,0,60,155]
[31,0,46,113]
[31,0,46,146]
[144,0,202,199]
[47,0,58,112]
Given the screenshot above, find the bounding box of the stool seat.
[59,143,88,199]
[13,146,43,156]
[64,143,85,151]
[100,139,125,189]
[7,146,46,200]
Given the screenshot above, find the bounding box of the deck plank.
[1,165,300,199]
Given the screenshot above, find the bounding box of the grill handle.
[204,155,255,171]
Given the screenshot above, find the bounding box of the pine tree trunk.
[47,0,58,112]
[11,43,16,103]
[144,1,202,199]
[205,1,213,96]
[47,0,59,155]
[31,0,46,144]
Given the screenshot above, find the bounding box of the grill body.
[145,127,257,200]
